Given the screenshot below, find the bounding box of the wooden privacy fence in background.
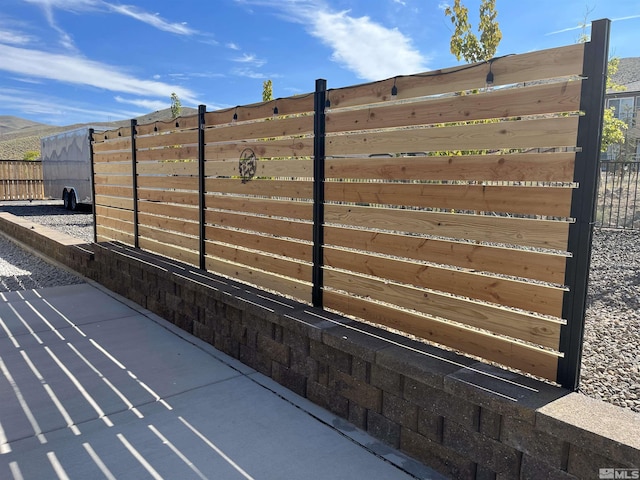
[91,20,610,390]
[0,160,45,200]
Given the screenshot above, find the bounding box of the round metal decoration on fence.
[239,148,257,183]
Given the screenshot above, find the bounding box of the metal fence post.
[312,79,327,307]
[557,18,611,390]
[88,128,97,243]
[131,119,139,249]
[198,104,207,271]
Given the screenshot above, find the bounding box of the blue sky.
[1,0,639,126]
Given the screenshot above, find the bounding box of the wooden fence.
[91,20,610,389]
[0,161,45,200]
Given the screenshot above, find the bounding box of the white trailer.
[41,126,103,210]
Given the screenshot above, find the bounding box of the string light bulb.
[486,60,495,88]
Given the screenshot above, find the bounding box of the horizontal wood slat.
[92,137,131,153]
[326,117,579,156]
[93,174,133,187]
[324,204,569,250]
[205,137,313,161]
[324,247,564,317]
[137,176,199,191]
[323,290,559,380]
[138,225,199,252]
[325,152,576,183]
[327,44,584,109]
[94,216,133,236]
[204,95,314,125]
[205,115,314,144]
[93,151,132,163]
[205,256,312,303]
[205,225,312,262]
[135,130,198,150]
[96,127,131,140]
[138,201,199,222]
[136,115,199,136]
[206,178,313,199]
[205,158,313,178]
[137,160,198,176]
[96,224,134,245]
[94,195,133,210]
[205,241,311,282]
[326,81,582,134]
[93,162,133,175]
[95,205,134,223]
[137,189,199,206]
[324,226,566,284]
[325,182,573,217]
[205,210,313,241]
[136,146,198,163]
[324,269,562,349]
[138,212,199,237]
[205,195,313,221]
[139,237,199,267]
[94,185,133,198]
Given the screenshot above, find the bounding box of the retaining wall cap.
[536,392,640,465]
[444,362,568,423]
[322,323,393,362]
[0,212,87,246]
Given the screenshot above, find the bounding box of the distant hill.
[0,116,49,135]
[0,107,198,160]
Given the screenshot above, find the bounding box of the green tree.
[170,92,182,119]
[444,0,502,63]
[262,80,273,102]
[600,58,629,152]
[23,150,39,161]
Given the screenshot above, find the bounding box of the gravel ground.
[581,228,640,412]
[0,202,638,413]
[0,201,89,291]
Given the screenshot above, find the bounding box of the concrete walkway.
[0,282,443,479]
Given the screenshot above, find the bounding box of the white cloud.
[106,4,197,35]
[0,29,34,45]
[0,43,200,103]
[23,0,197,40]
[115,96,168,111]
[0,88,139,123]
[233,53,266,67]
[233,0,428,81]
[310,10,427,80]
[233,68,270,79]
[226,42,240,50]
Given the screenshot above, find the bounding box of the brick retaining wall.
[1,211,638,479]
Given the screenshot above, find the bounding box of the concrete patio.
[0,281,443,479]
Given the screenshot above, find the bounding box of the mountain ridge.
[0,107,198,160]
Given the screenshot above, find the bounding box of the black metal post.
[88,128,97,243]
[557,18,610,390]
[131,119,139,249]
[312,79,327,307]
[198,104,207,271]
